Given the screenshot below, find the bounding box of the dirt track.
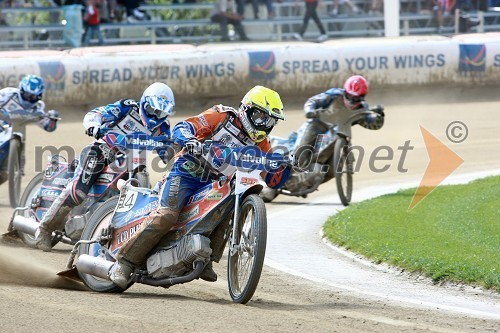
[0,88,499,332]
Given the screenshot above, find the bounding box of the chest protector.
[182,107,255,179]
[210,108,255,149]
[112,107,151,137]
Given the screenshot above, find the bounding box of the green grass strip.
[323,176,500,292]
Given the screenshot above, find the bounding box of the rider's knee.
[153,207,179,232]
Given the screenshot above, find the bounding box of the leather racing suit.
[288,88,384,190]
[115,105,291,271]
[37,98,171,244]
[0,87,58,184]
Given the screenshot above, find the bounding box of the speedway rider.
[108,85,292,288]
[284,75,385,192]
[35,82,176,251]
[0,75,59,183]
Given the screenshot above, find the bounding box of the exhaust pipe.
[75,254,114,280]
[12,216,39,236]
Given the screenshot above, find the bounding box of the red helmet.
[343,75,368,109]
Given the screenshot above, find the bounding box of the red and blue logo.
[459,44,486,73]
[211,146,231,168]
[249,51,276,80]
[103,132,125,148]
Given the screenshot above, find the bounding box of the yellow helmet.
[238,86,285,143]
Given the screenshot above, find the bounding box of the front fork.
[229,194,240,257]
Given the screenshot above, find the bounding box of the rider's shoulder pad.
[325,88,343,96]
[120,98,138,107]
[214,104,237,114]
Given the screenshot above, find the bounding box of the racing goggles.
[345,93,365,103]
[143,99,174,119]
[20,89,42,103]
[249,108,277,130]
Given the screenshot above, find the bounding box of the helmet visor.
[249,108,277,130]
[345,92,365,103]
[143,96,174,119]
[21,89,42,103]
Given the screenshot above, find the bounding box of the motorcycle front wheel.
[227,194,267,304]
[78,196,132,293]
[333,137,353,206]
[8,138,22,208]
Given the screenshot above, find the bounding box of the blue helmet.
[139,82,175,131]
[18,74,45,107]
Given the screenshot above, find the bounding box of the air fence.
[0,33,499,106]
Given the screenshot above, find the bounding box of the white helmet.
[139,82,175,131]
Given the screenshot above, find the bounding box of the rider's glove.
[185,138,203,156]
[305,108,318,119]
[47,110,59,120]
[86,126,101,139]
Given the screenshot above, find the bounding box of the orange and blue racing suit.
[160,104,291,212]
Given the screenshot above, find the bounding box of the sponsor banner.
[1,36,500,105]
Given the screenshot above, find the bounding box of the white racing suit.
[36,98,171,250]
[0,87,58,184]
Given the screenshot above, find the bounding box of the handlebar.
[189,140,294,171]
[100,130,174,150]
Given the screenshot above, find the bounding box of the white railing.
[0,2,499,50]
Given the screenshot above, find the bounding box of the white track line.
[265,169,500,319]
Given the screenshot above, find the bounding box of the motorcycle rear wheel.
[227,194,267,304]
[8,138,22,208]
[333,137,353,206]
[78,197,132,293]
[16,173,53,248]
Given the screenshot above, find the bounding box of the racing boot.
[35,192,73,252]
[199,261,217,282]
[34,226,53,252]
[110,208,178,286]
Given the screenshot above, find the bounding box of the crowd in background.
[0,0,497,45]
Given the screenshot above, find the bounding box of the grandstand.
[0,0,499,49]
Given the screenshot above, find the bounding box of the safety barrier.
[0,33,499,106]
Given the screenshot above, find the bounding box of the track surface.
[0,90,499,332]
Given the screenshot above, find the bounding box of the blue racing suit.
[38,98,171,234]
[0,87,58,183]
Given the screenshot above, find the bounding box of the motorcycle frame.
[64,166,266,271]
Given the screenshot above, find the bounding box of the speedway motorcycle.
[262,105,384,206]
[58,142,289,304]
[7,131,172,249]
[0,110,60,208]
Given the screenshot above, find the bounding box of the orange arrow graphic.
[409,126,464,210]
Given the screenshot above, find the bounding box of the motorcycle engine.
[146,234,212,279]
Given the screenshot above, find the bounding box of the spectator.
[83,0,104,45]
[236,0,274,19]
[0,0,7,26]
[329,0,360,16]
[292,0,328,42]
[122,0,149,22]
[236,0,258,18]
[210,0,250,41]
[433,0,456,32]
[99,0,117,21]
[261,0,275,18]
[368,0,383,14]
